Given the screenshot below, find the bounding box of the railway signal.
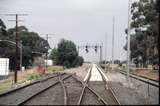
[78,44,103,62]
[85,45,89,53]
[95,45,97,53]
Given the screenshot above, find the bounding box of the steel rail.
[0,73,62,97]
[118,70,159,87]
[72,75,108,105]
[73,65,108,105]
[17,73,74,105]
[118,69,159,83]
[77,66,92,105]
[100,64,159,83]
[58,73,67,105]
[78,65,92,104]
[96,65,120,105]
[77,85,86,105]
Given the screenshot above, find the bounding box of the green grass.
[27,72,42,81]
[0,79,12,93]
[0,66,64,93]
[47,66,64,73]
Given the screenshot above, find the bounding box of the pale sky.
[0,0,131,62]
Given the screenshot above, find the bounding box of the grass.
[27,72,42,81]
[47,66,64,73]
[0,65,64,93]
[0,78,12,92]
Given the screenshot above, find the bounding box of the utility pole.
[77,46,79,55]
[112,16,115,71]
[41,34,53,71]
[20,40,22,71]
[127,0,131,84]
[6,14,27,84]
[99,43,103,64]
[105,33,107,72]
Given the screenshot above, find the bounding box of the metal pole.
[148,79,150,97]
[15,14,18,83]
[40,33,53,71]
[101,42,103,63]
[105,33,107,72]
[127,0,131,83]
[112,16,115,71]
[78,46,79,55]
[46,34,49,72]
[99,44,101,64]
[20,40,22,71]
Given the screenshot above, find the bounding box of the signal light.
[95,45,97,53]
[85,45,89,53]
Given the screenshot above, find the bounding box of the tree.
[124,0,159,67]
[49,48,58,65]
[114,59,120,64]
[0,22,50,69]
[50,39,84,68]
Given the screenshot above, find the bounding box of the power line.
[6,14,27,84]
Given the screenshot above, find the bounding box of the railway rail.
[117,69,159,88]
[77,64,120,105]
[0,64,120,105]
[0,72,71,105]
[99,65,159,88]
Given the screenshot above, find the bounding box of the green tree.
[0,22,50,69]
[49,48,58,65]
[124,0,159,67]
[50,39,84,68]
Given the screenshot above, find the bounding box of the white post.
[112,16,115,71]
[105,33,107,72]
[127,0,131,84]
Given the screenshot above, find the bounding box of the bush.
[63,60,70,68]
[27,72,42,81]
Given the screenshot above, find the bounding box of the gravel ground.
[81,87,103,105]
[0,73,61,105]
[24,73,105,105]
[64,63,90,80]
[88,81,119,105]
[104,70,159,105]
[64,64,155,105]
[63,76,83,105]
[1,64,158,105]
[24,82,64,105]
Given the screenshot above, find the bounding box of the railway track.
[77,64,120,105]
[23,73,72,105]
[0,72,71,105]
[115,69,159,88]
[0,64,120,105]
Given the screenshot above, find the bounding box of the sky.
[0,0,130,62]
